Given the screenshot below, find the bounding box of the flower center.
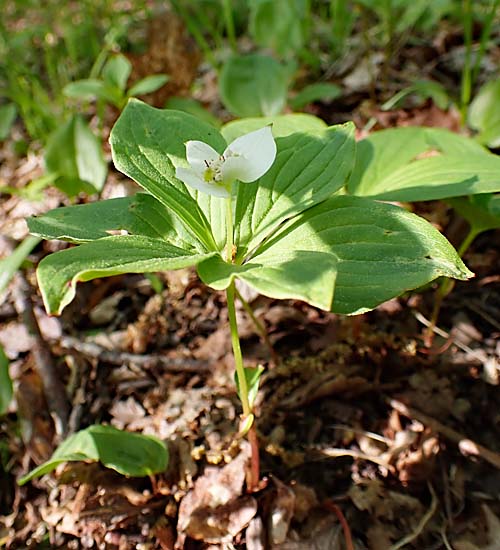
[203,156,224,184]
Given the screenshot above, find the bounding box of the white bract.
[175,126,277,198]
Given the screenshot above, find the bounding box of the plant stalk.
[471,0,500,86]
[225,196,250,415]
[221,0,237,53]
[460,0,473,124]
[227,281,251,417]
[225,195,259,489]
[235,287,278,365]
[425,227,478,346]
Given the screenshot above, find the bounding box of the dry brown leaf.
[269,477,296,545]
[176,443,253,543]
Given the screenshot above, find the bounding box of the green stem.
[226,196,233,263]
[170,0,218,68]
[472,0,499,86]
[425,227,478,346]
[227,282,251,417]
[221,0,237,53]
[225,195,250,416]
[460,0,473,124]
[235,287,278,364]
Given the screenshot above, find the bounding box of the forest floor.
[1,17,500,550]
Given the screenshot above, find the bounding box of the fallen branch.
[59,336,210,373]
[13,274,70,436]
[389,398,500,469]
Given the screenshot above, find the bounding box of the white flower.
[175,125,277,198]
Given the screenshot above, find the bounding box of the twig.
[12,274,70,436]
[389,398,500,469]
[312,447,395,473]
[323,501,355,550]
[414,310,485,361]
[59,336,210,373]
[390,483,437,550]
[330,423,392,445]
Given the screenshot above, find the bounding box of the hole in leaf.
[106,229,129,236]
[412,148,441,161]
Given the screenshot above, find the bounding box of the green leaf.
[468,78,500,148]
[236,366,265,410]
[290,82,342,110]
[102,54,132,92]
[63,79,120,105]
[165,97,221,129]
[110,100,225,251]
[198,250,337,309]
[27,193,200,251]
[448,194,500,234]
[45,115,107,195]
[36,235,215,315]
[18,424,168,485]
[221,113,326,142]
[0,346,12,416]
[219,54,289,117]
[199,196,472,315]
[0,103,17,140]
[249,0,308,57]
[0,235,41,298]
[234,122,356,260]
[348,126,500,201]
[380,80,450,111]
[128,74,169,97]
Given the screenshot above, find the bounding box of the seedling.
[28,101,472,489]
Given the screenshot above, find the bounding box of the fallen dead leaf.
[176,443,253,544]
[269,477,296,545]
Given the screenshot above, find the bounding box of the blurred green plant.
[248,0,310,58]
[0,103,17,140]
[0,236,41,300]
[219,54,291,117]
[0,346,12,416]
[64,54,168,111]
[468,78,500,148]
[0,0,150,142]
[44,115,108,197]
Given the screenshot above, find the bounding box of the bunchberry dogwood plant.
[28,100,472,490]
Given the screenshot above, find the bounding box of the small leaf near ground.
[18,424,168,485]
